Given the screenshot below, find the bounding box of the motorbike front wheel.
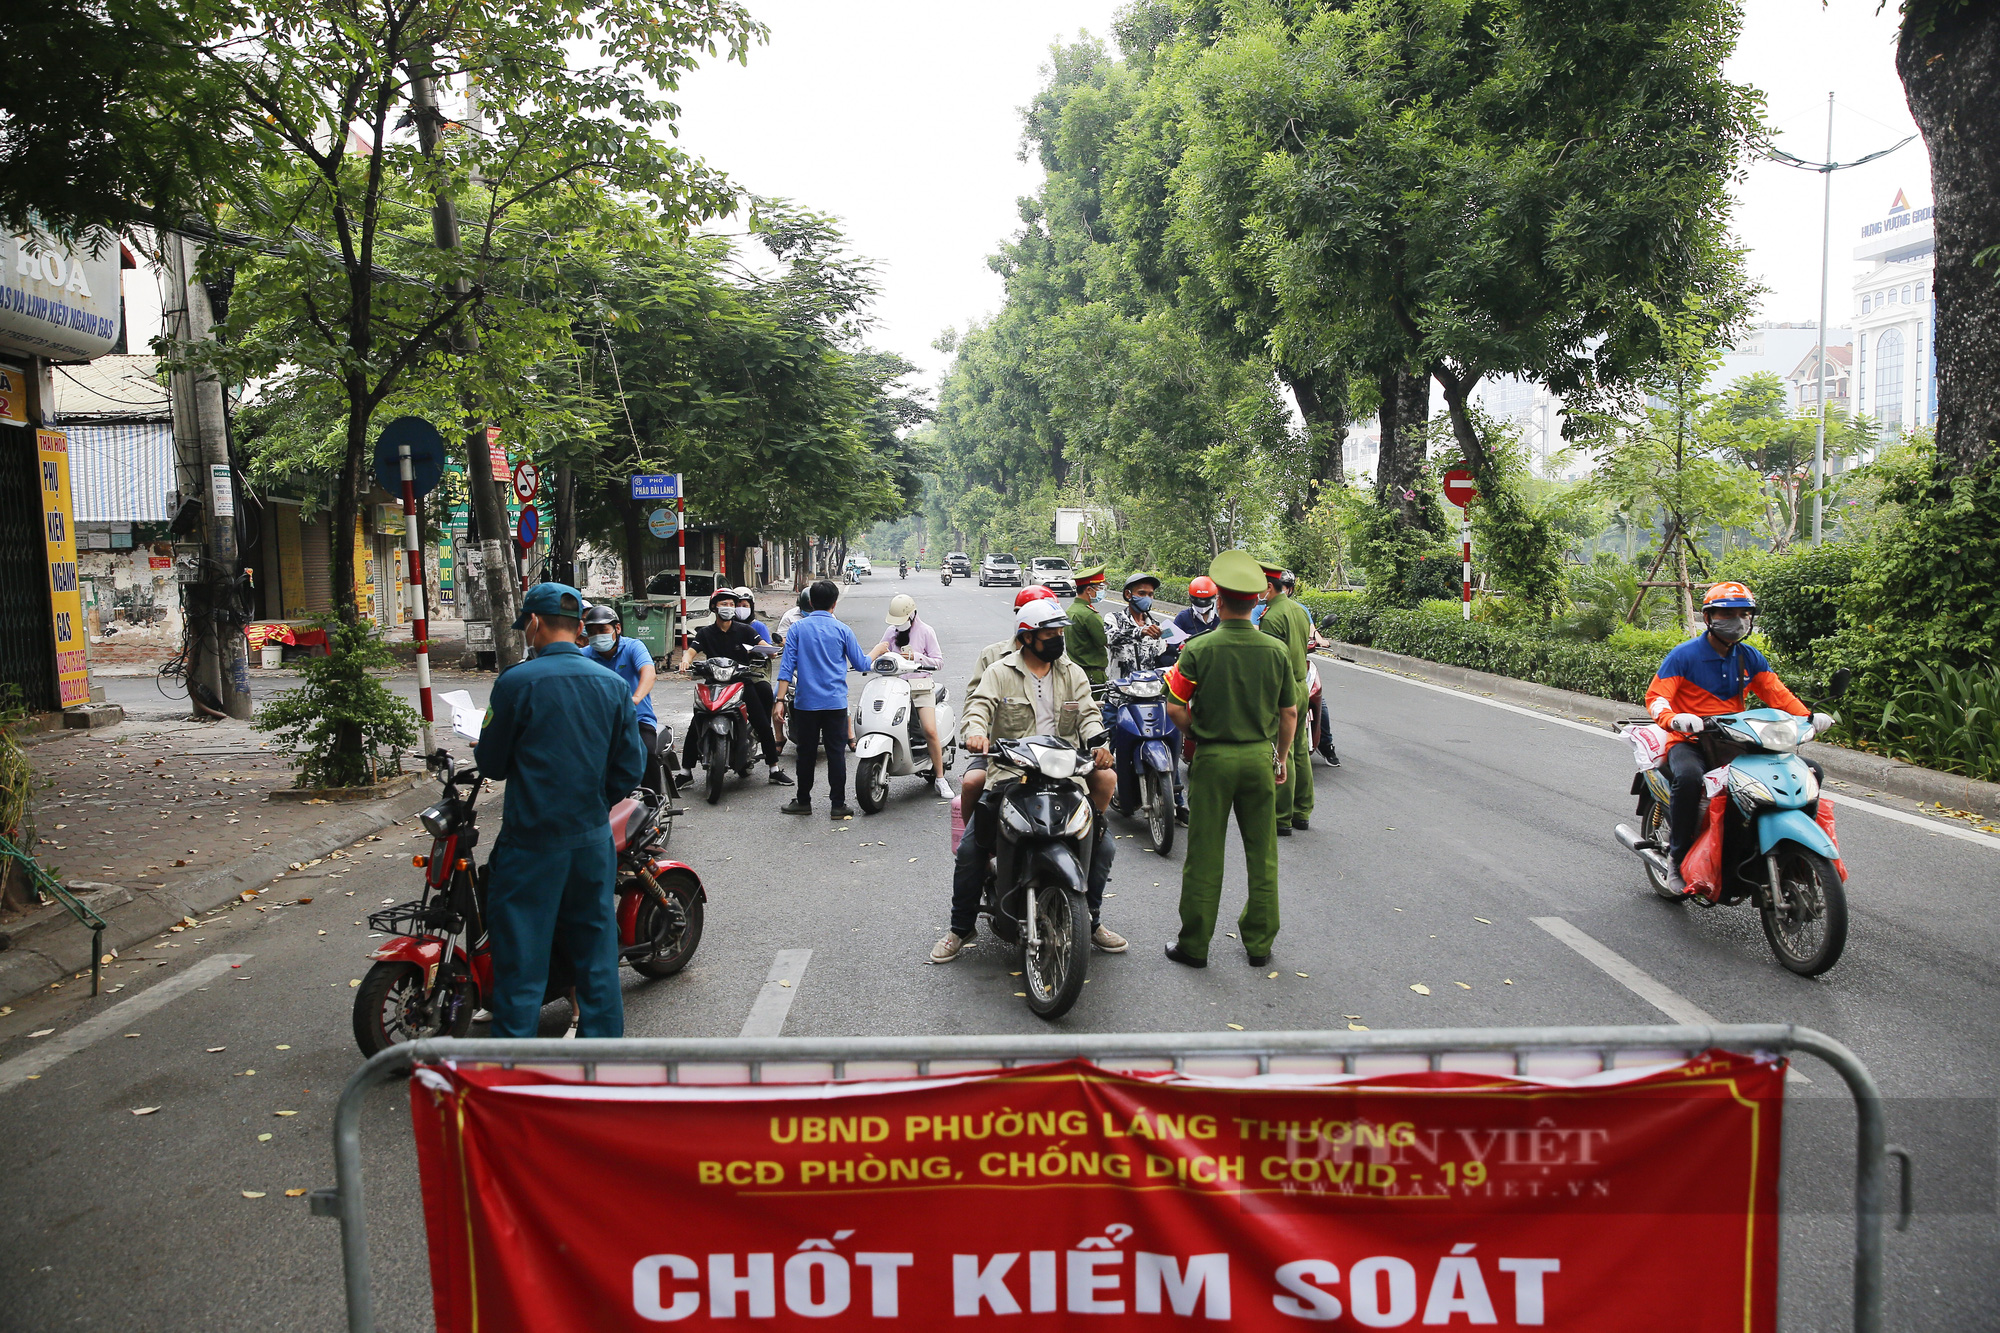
[352,960,474,1058]
[1021,884,1089,1020]
[1143,771,1174,856]
[1760,845,1848,976]
[704,736,726,805]
[630,874,705,978]
[856,753,890,813]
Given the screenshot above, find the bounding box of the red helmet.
[1013,584,1056,609]
[1188,576,1218,600]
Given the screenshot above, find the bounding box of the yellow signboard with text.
[37,429,89,708]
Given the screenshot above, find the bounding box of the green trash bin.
[617,598,675,663]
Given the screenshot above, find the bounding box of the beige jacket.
[962,648,1108,750]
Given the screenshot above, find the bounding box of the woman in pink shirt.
[871,593,952,799]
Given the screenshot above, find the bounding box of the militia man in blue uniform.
[474,582,646,1037]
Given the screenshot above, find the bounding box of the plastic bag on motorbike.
[1816,798,1848,882]
[1625,723,1675,772]
[1679,791,1731,902]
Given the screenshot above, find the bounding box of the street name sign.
[631,473,682,501]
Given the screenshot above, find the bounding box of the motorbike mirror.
[1827,668,1851,701]
[427,748,453,776]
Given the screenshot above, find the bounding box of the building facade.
[1851,191,1936,441]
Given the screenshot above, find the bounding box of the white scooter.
[852,653,957,813]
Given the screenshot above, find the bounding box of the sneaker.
[472,1008,494,1023]
[1091,925,1128,953]
[781,798,813,815]
[562,1020,579,1040]
[1666,867,1690,896]
[769,768,795,786]
[930,931,971,963]
[830,803,856,820]
[933,776,954,800]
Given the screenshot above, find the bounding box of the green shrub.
[1418,598,1465,621]
[1318,607,1661,702]
[256,618,421,789]
[1717,541,1865,659]
[1604,625,1688,660]
[1880,660,2000,781]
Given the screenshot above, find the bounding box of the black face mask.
[1029,634,1067,662]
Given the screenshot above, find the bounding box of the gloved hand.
[1811,712,1836,734]
[1668,713,1704,735]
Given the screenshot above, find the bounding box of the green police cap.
[513,581,585,629]
[1073,565,1107,587]
[1257,559,1286,581]
[1209,550,1267,596]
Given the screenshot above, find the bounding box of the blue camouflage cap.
[513,581,585,630]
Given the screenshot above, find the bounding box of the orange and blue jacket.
[1645,636,1806,747]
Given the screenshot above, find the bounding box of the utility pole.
[408,55,522,665]
[163,231,252,719]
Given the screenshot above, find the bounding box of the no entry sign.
[1443,469,1479,508]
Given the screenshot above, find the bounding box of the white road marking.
[1531,917,1807,1083]
[740,949,812,1038]
[1320,654,2000,851]
[0,954,253,1094]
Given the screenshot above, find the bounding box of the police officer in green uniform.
[473,583,646,1038]
[1258,562,1315,835]
[1066,566,1110,686]
[1162,551,1298,967]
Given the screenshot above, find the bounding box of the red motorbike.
[352,751,705,1056]
[689,656,763,805]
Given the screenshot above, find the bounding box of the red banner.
[410,1051,1783,1331]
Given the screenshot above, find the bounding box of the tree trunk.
[1281,366,1348,520]
[464,424,522,665]
[1899,5,2000,478]
[333,386,366,628]
[1375,368,1432,527]
[551,464,576,586]
[1433,371,1492,476]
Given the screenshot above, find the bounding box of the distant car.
[849,553,873,576]
[1029,557,1076,595]
[947,551,972,576]
[645,571,719,599]
[979,553,1023,587]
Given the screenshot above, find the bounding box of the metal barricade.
[313,1023,1910,1333]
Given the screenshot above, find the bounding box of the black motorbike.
[688,657,761,805]
[970,735,1101,1020]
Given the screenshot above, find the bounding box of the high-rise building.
[1852,190,1936,442]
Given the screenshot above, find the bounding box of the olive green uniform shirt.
[1258,593,1313,707]
[1166,620,1293,744]
[1066,598,1109,685]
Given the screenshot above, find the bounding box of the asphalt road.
[4,575,1994,1329]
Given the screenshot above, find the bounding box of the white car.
[849,553,873,576]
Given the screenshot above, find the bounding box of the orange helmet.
[1188,576,1218,600]
[1701,581,1757,612]
[1013,584,1056,609]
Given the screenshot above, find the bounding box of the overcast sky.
[670,0,1930,395]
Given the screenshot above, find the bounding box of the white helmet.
[1017,599,1072,634]
[887,593,917,624]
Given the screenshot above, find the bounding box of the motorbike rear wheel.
[352,960,474,1058]
[1143,771,1174,856]
[1761,845,1848,976]
[630,874,705,978]
[704,736,726,805]
[1639,795,1680,900]
[1021,884,1089,1020]
[856,754,890,813]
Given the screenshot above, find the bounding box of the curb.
[0,781,439,1008]
[1319,641,2000,820]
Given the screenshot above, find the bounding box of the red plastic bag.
[1679,792,1730,902]
[1816,797,1848,881]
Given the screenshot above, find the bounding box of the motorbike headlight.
[1727,767,1775,815]
[893,708,906,727]
[1061,796,1093,838]
[418,801,458,838]
[1753,718,1802,752]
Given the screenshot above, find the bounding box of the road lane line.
[1320,654,2000,851]
[0,954,252,1095]
[1531,918,1807,1083]
[740,949,812,1038]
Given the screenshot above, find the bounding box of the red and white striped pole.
[1460,508,1473,621]
[676,490,688,657]
[397,441,434,755]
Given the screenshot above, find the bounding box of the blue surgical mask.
[1131,596,1154,613]
[588,633,615,652]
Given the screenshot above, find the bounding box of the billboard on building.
[1,232,123,362]
[38,429,89,708]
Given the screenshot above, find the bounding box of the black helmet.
[583,604,619,628]
[796,589,812,613]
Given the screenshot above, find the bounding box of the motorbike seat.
[608,797,646,854]
[933,683,948,706]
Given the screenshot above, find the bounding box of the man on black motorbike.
[685,588,791,785]
[1645,581,1834,895]
[957,585,1058,812]
[931,599,1126,964]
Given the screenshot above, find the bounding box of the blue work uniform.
[588,634,657,729]
[473,641,646,1038]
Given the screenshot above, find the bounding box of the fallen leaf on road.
[1014,992,1026,998]
[1266,971,1279,979]
[1344,1014,1361,1020]
[1393,908,1404,913]
[124,1032,141,1039]
[1296,973,1309,978]
[258,1133,273,1142]
[1348,1023,1369,1032]
[285,1188,309,1198]
[1009,972,1022,977]
[131,1107,160,1116]
[777,980,790,989]
[1410,984,1431,995]
[274,1111,297,1117]
[1226,1024,1245,1031]
[289,862,303,871]
[381,899,394,905]
[1454,982,1471,990]
[296,897,312,904]
[241,1191,265,1199]
[907,858,917,863]
[275,1044,290,1050]
[1474,917,1491,924]
[1503,979,1514,985]
[349,979,361,988]
[28,1029,54,1038]
[236,1070,256,1076]
[206,1047,226,1053]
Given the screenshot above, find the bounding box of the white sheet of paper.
[440,689,482,742]
[1158,620,1190,647]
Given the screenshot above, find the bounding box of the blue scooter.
[1101,671,1184,856]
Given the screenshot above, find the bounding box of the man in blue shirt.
[582,603,664,795]
[474,583,646,1038]
[773,579,872,819]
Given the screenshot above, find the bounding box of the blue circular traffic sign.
[516,504,539,547]
[372,417,449,498]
